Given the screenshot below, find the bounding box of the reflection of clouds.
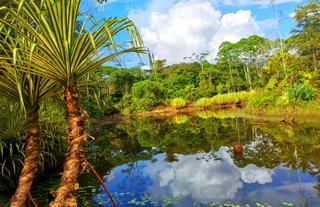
[277,183,316,192]
[240,164,273,184]
[143,147,274,204]
[248,183,318,207]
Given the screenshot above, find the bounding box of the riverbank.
[93,100,320,130]
[244,99,320,119]
[137,99,320,119]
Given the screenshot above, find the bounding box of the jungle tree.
[216,35,272,90]
[291,0,320,71]
[0,0,145,206]
[0,21,59,206]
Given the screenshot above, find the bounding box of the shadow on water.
[76,110,320,207]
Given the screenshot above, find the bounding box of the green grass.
[195,91,255,107]
[195,98,213,107]
[170,98,187,108]
[211,91,255,105]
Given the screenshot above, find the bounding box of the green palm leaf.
[0,0,146,86]
[0,1,146,206]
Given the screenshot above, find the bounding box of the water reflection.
[82,111,320,207]
[143,148,274,203]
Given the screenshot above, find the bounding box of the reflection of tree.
[78,120,161,207]
[257,123,320,196]
[132,116,256,155]
[165,151,179,162]
[233,131,282,169]
[80,114,320,205]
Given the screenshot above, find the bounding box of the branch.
[84,161,117,207]
[28,194,39,207]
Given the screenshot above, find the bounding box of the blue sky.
[79,0,303,66]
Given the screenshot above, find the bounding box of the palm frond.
[0,13,60,110]
[0,0,147,86]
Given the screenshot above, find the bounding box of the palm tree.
[0,0,145,206]
[0,20,59,207]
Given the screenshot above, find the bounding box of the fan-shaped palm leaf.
[0,12,60,207]
[0,0,146,206]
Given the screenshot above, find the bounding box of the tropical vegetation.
[0,0,319,206]
[74,0,320,116]
[0,0,144,206]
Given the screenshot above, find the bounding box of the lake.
[78,110,320,207]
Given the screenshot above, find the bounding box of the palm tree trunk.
[50,84,87,207]
[10,109,41,207]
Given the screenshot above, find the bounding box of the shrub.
[172,85,197,101]
[275,92,290,106]
[123,80,165,112]
[195,98,213,107]
[288,83,316,101]
[196,110,216,119]
[131,80,164,99]
[211,91,255,105]
[214,110,235,119]
[0,99,67,191]
[170,98,187,108]
[173,115,189,124]
[246,91,278,108]
[195,91,255,107]
[265,76,277,90]
[196,110,235,119]
[83,97,106,118]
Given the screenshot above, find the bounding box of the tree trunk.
[10,109,41,207]
[312,50,318,72]
[245,64,253,90]
[50,85,87,207]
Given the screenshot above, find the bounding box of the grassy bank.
[116,88,320,119]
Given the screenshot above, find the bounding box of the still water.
[80,110,320,207]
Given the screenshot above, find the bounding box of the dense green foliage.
[0,0,320,205]
[4,111,319,206]
[69,114,320,206]
[170,98,187,108]
[288,83,317,101]
[81,1,319,114]
[0,98,67,192]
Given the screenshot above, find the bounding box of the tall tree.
[216,35,271,90]
[291,0,320,71]
[0,20,59,207]
[0,0,145,206]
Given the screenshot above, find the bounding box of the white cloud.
[210,10,262,59]
[247,182,319,206]
[240,164,273,184]
[103,146,318,206]
[222,0,299,6]
[129,0,264,64]
[143,147,274,204]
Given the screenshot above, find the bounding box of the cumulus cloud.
[221,0,300,6]
[240,164,273,184]
[143,147,274,204]
[129,0,264,64]
[247,182,319,206]
[102,147,318,206]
